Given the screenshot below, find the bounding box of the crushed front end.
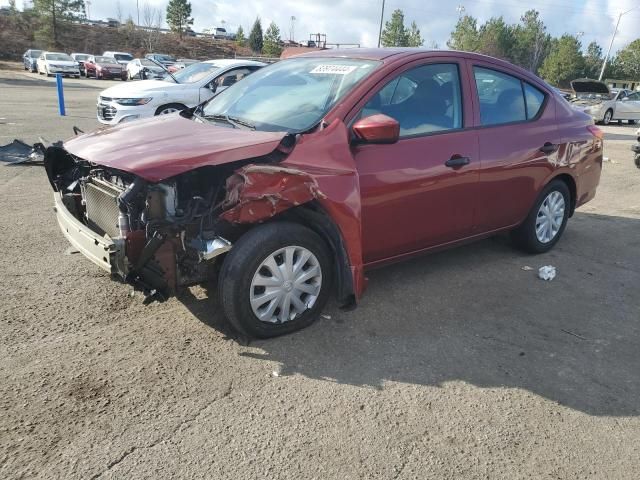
[45,146,235,301]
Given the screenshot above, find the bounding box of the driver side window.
[360,63,463,137]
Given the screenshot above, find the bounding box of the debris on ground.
[321,314,332,320]
[521,266,534,271]
[561,328,587,340]
[538,265,557,281]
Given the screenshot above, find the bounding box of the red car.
[45,49,602,338]
[84,55,128,81]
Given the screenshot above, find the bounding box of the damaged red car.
[45,49,603,338]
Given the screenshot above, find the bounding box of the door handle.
[445,156,471,168]
[540,142,559,155]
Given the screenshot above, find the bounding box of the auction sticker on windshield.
[310,64,359,75]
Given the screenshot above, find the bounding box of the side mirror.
[209,83,218,93]
[352,114,400,144]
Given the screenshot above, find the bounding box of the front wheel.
[602,109,613,125]
[155,103,186,115]
[219,222,333,338]
[511,179,570,254]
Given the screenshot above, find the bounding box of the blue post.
[56,73,66,116]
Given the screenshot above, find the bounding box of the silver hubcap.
[160,107,178,115]
[250,246,322,324]
[604,111,612,124]
[536,191,565,243]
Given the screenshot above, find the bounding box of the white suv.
[96,59,265,125]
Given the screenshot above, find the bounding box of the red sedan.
[46,49,602,338]
[84,55,128,81]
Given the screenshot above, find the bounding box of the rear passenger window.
[524,83,545,119]
[474,67,526,126]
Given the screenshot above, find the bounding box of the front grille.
[97,103,117,121]
[84,178,123,238]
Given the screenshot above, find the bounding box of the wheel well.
[155,103,187,115]
[272,202,356,309]
[552,173,577,216]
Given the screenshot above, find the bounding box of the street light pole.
[377,0,386,48]
[599,6,640,81]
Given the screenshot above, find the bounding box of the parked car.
[145,53,177,67]
[167,59,198,73]
[570,79,640,125]
[22,49,43,72]
[84,55,128,80]
[102,51,134,66]
[70,53,91,76]
[126,58,167,80]
[44,49,603,338]
[95,59,264,125]
[36,52,80,77]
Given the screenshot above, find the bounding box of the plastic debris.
[321,314,332,320]
[521,266,534,271]
[538,265,556,281]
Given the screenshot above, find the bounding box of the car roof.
[43,52,69,55]
[202,59,266,67]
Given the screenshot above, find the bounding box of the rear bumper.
[53,192,115,272]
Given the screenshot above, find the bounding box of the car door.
[351,59,480,264]
[471,63,562,232]
[618,91,640,120]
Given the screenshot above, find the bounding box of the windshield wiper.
[204,114,255,130]
[148,57,179,83]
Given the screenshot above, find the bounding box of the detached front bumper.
[53,192,116,272]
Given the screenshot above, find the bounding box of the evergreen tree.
[166,0,193,39]
[616,39,640,80]
[477,17,512,61]
[407,21,423,47]
[511,10,551,73]
[263,22,282,57]
[248,17,263,53]
[236,25,246,47]
[380,9,408,47]
[583,41,603,79]
[539,35,586,87]
[447,15,479,51]
[33,0,86,47]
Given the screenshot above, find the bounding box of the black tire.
[511,179,571,254]
[635,154,640,169]
[219,222,333,338]
[154,103,186,115]
[602,109,613,125]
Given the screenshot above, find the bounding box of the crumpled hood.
[63,114,288,182]
[571,79,610,95]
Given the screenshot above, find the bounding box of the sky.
[4,0,640,54]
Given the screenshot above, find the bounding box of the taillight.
[587,124,604,139]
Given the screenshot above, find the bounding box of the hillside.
[0,15,252,60]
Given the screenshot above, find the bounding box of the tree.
[166,0,193,39]
[263,21,282,57]
[248,17,263,53]
[142,2,162,52]
[447,15,479,51]
[236,25,246,47]
[32,0,86,47]
[380,9,408,47]
[616,39,640,80]
[510,10,551,73]
[407,21,423,47]
[539,35,586,87]
[477,16,512,60]
[583,41,603,79]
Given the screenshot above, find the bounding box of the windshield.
[30,50,43,57]
[46,53,73,61]
[114,54,133,62]
[74,54,90,61]
[95,56,115,63]
[157,55,176,62]
[141,58,160,67]
[202,57,380,133]
[172,62,219,83]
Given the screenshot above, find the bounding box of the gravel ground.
[1,67,639,479]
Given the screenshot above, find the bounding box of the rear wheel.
[219,222,333,338]
[511,179,570,254]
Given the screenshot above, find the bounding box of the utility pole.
[377,0,385,48]
[599,6,640,81]
[136,0,140,25]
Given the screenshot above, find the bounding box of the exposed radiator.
[84,178,123,238]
